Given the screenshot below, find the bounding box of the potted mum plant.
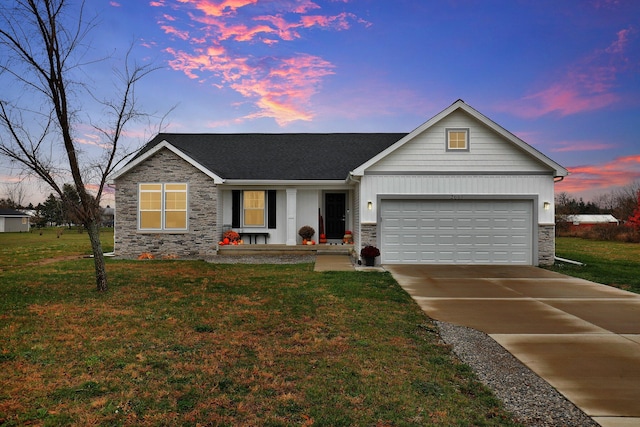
[298,225,315,245]
[360,245,380,266]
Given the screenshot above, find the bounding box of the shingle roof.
[0,208,29,217]
[137,133,407,180]
[563,214,619,224]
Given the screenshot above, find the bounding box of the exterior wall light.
[543,202,551,211]
[367,201,373,210]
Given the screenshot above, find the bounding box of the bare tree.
[0,0,158,291]
[614,181,640,222]
[3,180,28,208]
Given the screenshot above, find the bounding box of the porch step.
[217,244,353,256]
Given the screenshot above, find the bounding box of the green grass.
[0,232,521,426]
[0,227,114,270]
[547,237,640,294]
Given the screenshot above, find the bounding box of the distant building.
[0,208,30,232]
[562,214,619,229]
[102,205,115,227]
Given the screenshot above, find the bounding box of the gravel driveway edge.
[436,321,598,427]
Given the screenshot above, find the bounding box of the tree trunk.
[86,219,108,292]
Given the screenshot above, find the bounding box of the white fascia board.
[458,102,569,177]
[223,179,348,186]
[351,100,568,178]
[109,140,225,184]
[351,100,464,176]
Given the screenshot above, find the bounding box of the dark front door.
[325,193,346,239]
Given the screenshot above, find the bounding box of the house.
[562,214,619,229]
[0,208,30,232]
[101,205,115,227]
[111,100,568,265]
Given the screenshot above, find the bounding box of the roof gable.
[111,141,225,183]
[352,100,568,177]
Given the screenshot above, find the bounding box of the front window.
[243,190,265,227]
[139,183,187,230]
[447,128,469,151]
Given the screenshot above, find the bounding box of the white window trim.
[138,183,188,231]
[446,128,470,152]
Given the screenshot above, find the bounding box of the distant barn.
[562,214,619,230]
[0,208,30,232]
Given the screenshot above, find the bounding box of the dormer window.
[446,128,469,151]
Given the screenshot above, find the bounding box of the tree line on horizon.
[556,181,640,242]
[0,184,112,229]
[555,181,639,221]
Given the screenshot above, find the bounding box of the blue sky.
[1,0,639,205]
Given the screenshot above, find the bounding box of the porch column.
[286,188,297,246]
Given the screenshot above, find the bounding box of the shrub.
[298,225,315,240]
[360,245,380,258]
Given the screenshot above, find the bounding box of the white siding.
[359,174,555,224]
[296,190,320,243]
[367,110,549,173]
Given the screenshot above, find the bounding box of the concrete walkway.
[385,265,640,427]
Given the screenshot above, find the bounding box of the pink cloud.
[178,0,258,17]
[501,27,636,118]
[551,141,618,153]
[154,0,369,125]
[292,0,320,13]
[253,15,302,41]
[160,25,190,40]
[606,28,632,54]
[557,154,640,194]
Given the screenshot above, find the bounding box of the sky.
[1,0,639,207]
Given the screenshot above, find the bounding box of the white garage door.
[380,199,533,264]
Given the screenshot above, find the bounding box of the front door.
[325,193,346,239]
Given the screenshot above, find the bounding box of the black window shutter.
[267,190,276,229]
[232,190,240,228]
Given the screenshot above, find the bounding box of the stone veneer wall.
[360,223,377,249]
[537,224,555,266]
[114,149,218,259]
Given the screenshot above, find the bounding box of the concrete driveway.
[385,265,640,427]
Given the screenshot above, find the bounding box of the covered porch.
[217,242,354,256]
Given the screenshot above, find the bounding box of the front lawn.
[0,257,519,426]
[548,237,640,294]
[0,227,114,270]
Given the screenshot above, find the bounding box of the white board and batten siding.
[360,174,555,225]
[365,110,550,174]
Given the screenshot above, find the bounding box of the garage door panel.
[381,199,533,265]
